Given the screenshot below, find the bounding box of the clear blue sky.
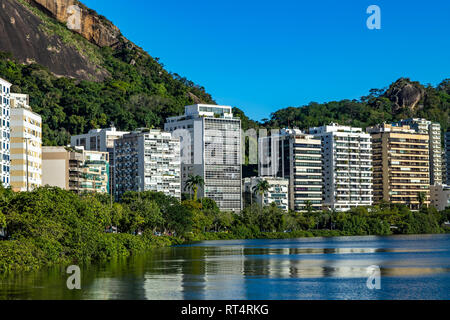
[82,0,450,121]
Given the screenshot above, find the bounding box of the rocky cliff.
[384,78,425,113]
[24,0,122,48]
[0,0,114,80]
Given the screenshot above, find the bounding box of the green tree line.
[1,186,449,273]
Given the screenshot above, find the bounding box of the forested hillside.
[265,78,450,135]
[0,0,215,145]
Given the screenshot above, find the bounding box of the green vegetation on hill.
[0,48,214,146]
[265,78,450,135]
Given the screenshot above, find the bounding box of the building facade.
[446,131,450,185]
[309,123,373,211]
[0,77,11,188]
[10,94,42,192]
[71,126,129,196]
[367,123,430,210]
[395,119,442,185]
[165,105,242,212]
[430,184,450,211]
[243,177,289,211]
[42,146,109,194]
[259,129,323,211]
[114,129,181,200]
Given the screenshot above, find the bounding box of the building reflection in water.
[80,239,449,300]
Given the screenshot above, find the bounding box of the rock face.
[0,0,108,80]
[384,78,425,113]
[25,0,122,48]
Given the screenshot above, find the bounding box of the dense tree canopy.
[265,78,450,137]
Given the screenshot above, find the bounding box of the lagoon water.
[1,234,449,300]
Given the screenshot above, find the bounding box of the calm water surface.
[1,234,449,300]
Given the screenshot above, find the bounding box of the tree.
[418,192,427,210]
[165,203,193,236]
[0,211,5,229]
[260,203,285,232]
[304,200,314,214]
[184,175,205,201]
[252,179,270,206]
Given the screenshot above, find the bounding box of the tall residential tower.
[259,129,323,211]
[114,129,181,200]
[165,105,242,212]
[367,123,430,210]
[445,131,450,185]
[395,119,442,185]
[10,94,42,192]
[0,77,11,188]
[309,123,373,211]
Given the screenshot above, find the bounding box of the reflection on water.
[1,234,449,300]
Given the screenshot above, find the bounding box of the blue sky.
[82,0,450,121]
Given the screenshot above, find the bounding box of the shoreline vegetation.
[0,187,449,274]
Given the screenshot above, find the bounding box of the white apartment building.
[114,128,181,200]
[430,184,450,211]
[243,177,289,211]
[10,94,42,192]
[71,126,129,195]
[445,132,450,185]
[395,118,442,185]
[259,129,323,211]
[165,104,242,212]
[309,123,373,211]
[0,77,11,188]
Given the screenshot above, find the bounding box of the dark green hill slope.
[0,0,215,145]
[266,78,450,135]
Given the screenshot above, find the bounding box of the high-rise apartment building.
[114,129,181,200]
[367,123,430,210]
[10,93,42,192]
[259,129,323,211]
[243,177,289,211]
[71,126,129,196]
[395,119,442,185]
[309,123,373,211]
[165,105,242,212]
[42,146,109,194]
[0,77,11,188]
[446,131,450,185]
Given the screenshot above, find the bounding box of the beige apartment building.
[42,146,109,193]
[10,94,42,192]
[367,123,430,210]
[395,119,442,185]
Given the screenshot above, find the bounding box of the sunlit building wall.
[114,128,181,200]
[165,105,242,212]
[10,93,42,192]
[259,129,323,211]
[367,123,430,210]
[309,123,373,211]
[0,77,11,187]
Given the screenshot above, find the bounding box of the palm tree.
[184,175,205,201]
[418,192,427,210]
[252,179,270,206]
[305,200,314,214]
